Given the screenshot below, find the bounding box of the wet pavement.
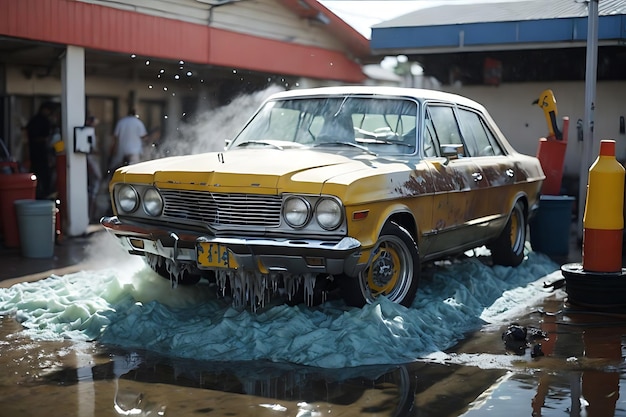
[0,224,104,285]
[1,222,626,416]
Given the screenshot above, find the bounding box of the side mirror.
[440,144,464,161]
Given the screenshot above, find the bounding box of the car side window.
[457,108,504,157]
[425,104,465,157]
[423,109,439,157]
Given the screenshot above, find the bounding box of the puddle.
[2,247,626,416]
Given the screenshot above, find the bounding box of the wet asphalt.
[2,221,626,416]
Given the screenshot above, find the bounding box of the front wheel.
[340,222,420,307]
[488,200,527,267]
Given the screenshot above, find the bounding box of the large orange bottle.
[582,140,625,272]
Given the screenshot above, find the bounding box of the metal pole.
[578,0,599,240]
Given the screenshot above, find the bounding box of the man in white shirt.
[110,108,148,167]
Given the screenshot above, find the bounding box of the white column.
[166,95,182,140]
[61,45,89,236]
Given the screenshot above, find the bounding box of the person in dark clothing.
[26,102,55,199]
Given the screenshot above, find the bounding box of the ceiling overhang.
[0,0,368,83]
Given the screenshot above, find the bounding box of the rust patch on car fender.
[394,173,434,196]
[429,163,470,191]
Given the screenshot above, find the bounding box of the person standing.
[110,108,148,167]
[25,102,55,199]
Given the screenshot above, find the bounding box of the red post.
[536,117,569,195]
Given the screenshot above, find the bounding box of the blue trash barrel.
[14,199,56,258]
[529,195,575,256]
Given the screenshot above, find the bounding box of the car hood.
[113,148,386,194]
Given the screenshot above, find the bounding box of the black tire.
[145,254,201,286]
[340,221,420,307]
[488,200,527,267]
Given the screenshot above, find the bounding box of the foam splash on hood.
[0,250,559,368]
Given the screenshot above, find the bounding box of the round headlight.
[315,198,343,230]
[283,196,311,228]
[143,188,163,216]
[118,185,139,213]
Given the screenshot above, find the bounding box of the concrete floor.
[0,223,104,284]
[2,218,626,417]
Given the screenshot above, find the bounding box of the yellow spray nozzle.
[534,89,562,140]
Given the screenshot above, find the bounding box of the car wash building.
[0,0,371,238]
[370,0,626,205]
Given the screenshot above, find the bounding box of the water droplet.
[186,71,192,77]
[159,69,165,74]
[145,60,150,65]
[232,69,237,74]
[174,75,180,80]
[164,115,168,119]
[163,87,168,91]
[179,60,184,65]
[130,54,136,59]
[148,85,153,89]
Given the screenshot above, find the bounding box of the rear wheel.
[340,221,420,307]
[488,200,527,266]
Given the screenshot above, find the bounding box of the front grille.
[160,190,282,227]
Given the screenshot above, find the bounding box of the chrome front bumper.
[100,216,363,276]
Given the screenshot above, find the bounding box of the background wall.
[446,81,626,184]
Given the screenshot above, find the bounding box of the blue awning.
[371,0,626,54]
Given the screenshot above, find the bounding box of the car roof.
[267,86,486,111]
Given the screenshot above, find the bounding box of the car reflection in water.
[36,348,511,417]
[2,297,626,416]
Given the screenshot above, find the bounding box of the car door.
[456,107,517,236]
[420,103,490,258]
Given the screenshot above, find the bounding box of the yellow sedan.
[101,86,544,308]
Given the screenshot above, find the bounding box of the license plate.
[197,242,238,269]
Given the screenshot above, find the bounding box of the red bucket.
[0,173,37,247]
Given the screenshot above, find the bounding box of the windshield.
[229,95,419,155]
